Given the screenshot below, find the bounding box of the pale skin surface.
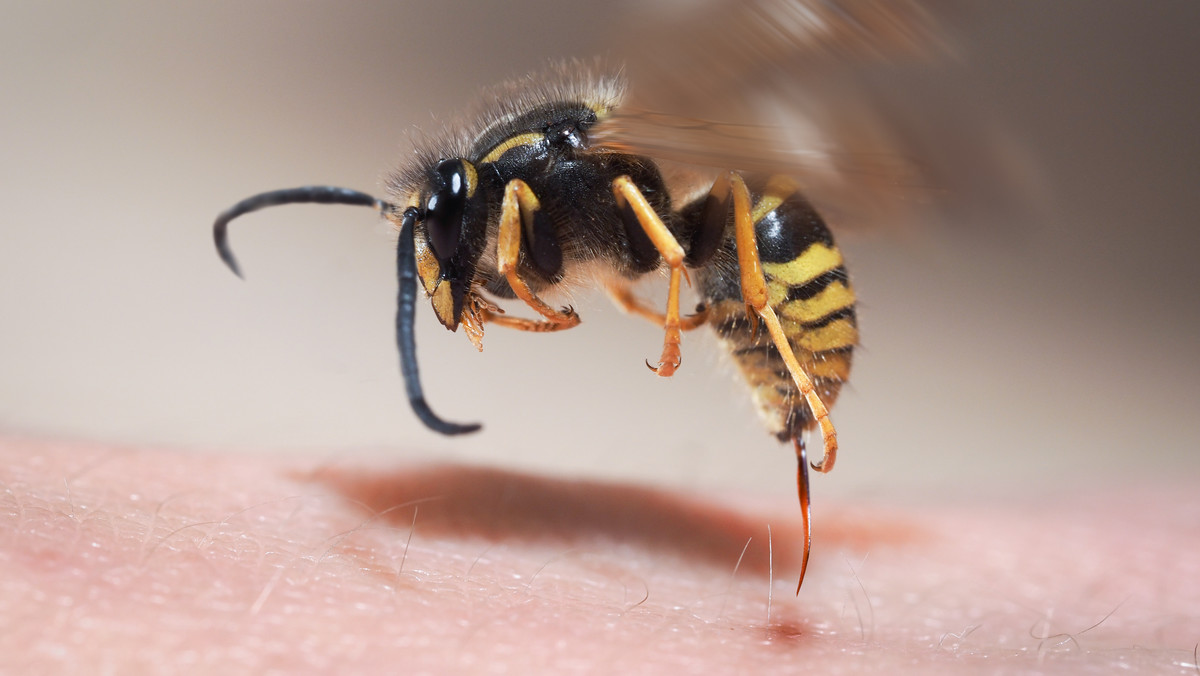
[2,435,1198,675]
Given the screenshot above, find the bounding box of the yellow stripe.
[750,175,799,223]
[792,318,858,352]
[481,132,545,164]
[802,352,852,381]
[766,282,788,308]
[779,281,855,323]
[762,243,843,286]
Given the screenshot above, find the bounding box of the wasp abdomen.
[695,177,858,441]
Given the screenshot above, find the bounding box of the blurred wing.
[593,0,1041,232]
[613,0,944,113]
[592,108,931,231]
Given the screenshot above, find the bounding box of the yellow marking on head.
[413,232,441,296]
[461,160,478,198]
[481,132,545,164]
[751,175,799,223]
[762,244,843,287]
[431,281,456,329]
[779,282,856,324]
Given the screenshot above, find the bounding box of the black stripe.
[718,306,856,339]
[733,344,854,361]
[763,371,844,393]
[781,267,849,302]
[731,344,777,358]
[754,197,834,264]
[802,307,857,330]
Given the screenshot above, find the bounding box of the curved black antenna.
[212,185,479,435]
[213,186,387,278]
[395,208,483,435]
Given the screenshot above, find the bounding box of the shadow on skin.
[300,463,929,577]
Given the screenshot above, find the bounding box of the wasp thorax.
[546,116,591,150]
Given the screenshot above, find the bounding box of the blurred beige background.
[1,1,1197,501]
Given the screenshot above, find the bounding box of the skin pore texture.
[2,435,1197,674]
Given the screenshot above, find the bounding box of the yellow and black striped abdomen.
[698,177,858,441]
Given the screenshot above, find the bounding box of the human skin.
[1,435,1197,674]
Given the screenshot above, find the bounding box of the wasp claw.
[646,356,680,377]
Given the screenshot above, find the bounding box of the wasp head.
[412,158,490,333]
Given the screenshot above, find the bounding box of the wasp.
[214,1,959,590]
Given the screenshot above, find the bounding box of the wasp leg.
[605,282,710,331]
[495,179,581,332]
[602,169,733,342]
[687,172,732,268]
[612,176,690,377]
[730,173,838,473]
[478,308,578,333]
[794,435,813,594]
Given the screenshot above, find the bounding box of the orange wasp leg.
[611,175,690,377]
[605,282,710,331]
[495,178,582,332]
[730,173,838,473]
[727,172,837,592]
[478,307,577,333]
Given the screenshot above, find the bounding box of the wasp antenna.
[395,209,482,436]
[212,186,393,278]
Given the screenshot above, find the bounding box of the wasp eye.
[424,159,470,262]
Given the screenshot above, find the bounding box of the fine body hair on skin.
[2,435,1198,674]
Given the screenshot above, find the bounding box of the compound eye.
[424,159,470,262]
